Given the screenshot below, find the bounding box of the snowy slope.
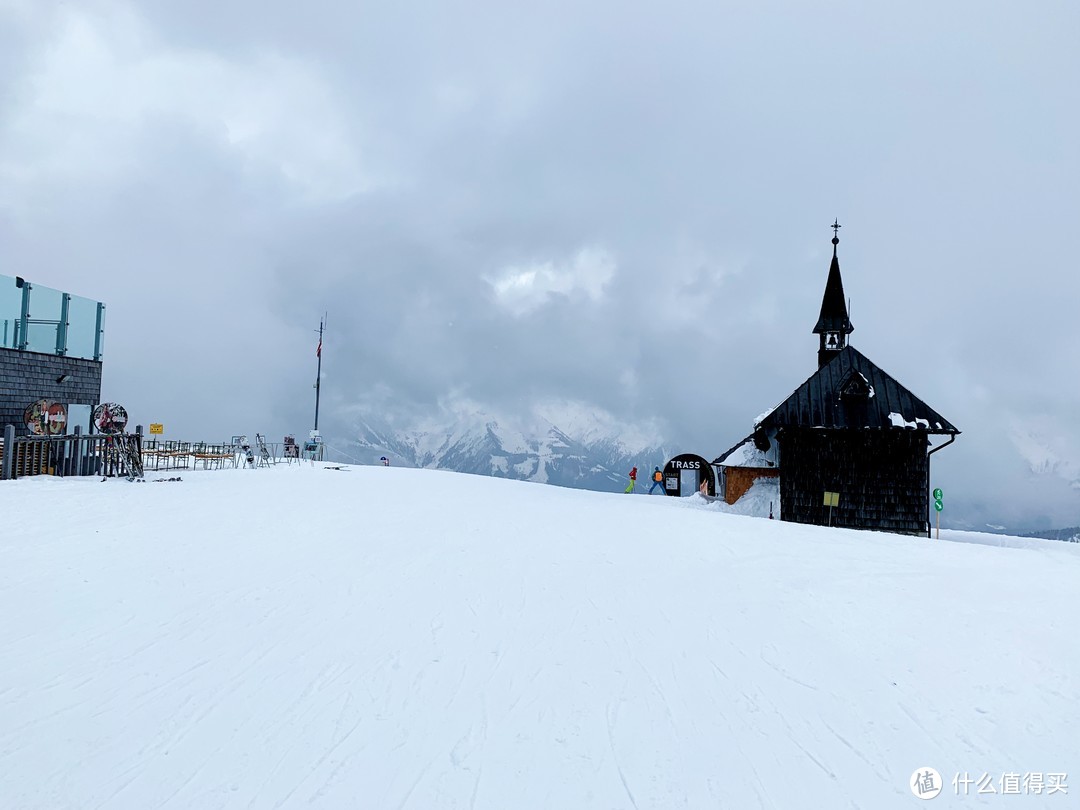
[2,466,1078,809]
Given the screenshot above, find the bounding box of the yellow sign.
[149,423,164,435]
[823,491,839,507]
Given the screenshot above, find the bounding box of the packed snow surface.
[2,464,1078,809]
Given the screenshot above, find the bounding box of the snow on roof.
[714,436,776,469]
[888,412,930,430]
[753,406,776,427]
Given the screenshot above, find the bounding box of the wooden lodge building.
[715,226,959,536]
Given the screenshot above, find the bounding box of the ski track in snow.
[2,465,1079,809]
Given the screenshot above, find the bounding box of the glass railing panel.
[22,284,63,354]
[0,274,105,359]
[66,294,101,360]
[1,276,23,349]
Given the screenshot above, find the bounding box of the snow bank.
[673,476,780,519]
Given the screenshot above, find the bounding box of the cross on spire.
[830,218,841,254]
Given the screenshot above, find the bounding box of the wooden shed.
[713,434,780,505]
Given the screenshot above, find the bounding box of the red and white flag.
[316,338,322,358]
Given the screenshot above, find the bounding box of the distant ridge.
[340,400,671,493]
[1023,526,1080,543]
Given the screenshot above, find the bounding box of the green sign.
[823,491,839,507]
[933,488,943,500]
[934,499,944,512]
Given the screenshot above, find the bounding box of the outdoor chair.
[208,443,234,468]
[140,438,162,471]
[160,440,190,470]
[192,442,229,469]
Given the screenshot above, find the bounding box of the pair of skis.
[101,435,144,481]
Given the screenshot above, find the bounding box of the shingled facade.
[1,273,105,435]
[747,228,959,536]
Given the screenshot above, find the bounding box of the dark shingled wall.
[0,349,103,434]
[779,428,929,535]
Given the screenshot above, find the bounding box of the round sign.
[934,500,944,512]
[24,399,50,435]
[932,488,943,500]
[23,400,67,435]
[662,453,716,497]
[46,402,68,435]
[92,402,129,435]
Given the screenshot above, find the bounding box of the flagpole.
[314,317,324,433]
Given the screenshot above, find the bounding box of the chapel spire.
[813,220,854,368]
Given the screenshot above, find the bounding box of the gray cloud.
[2,0,1077,527]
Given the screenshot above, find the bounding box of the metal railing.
[1,425,302,480]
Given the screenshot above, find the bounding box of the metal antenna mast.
[314,315,325,432]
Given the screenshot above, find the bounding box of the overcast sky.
[2,0,1077,528]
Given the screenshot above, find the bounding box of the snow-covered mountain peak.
[347,397,668,491]
[530,398,664,456]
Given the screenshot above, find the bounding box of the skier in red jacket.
[624,466,638,493]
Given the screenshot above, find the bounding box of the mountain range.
[339,401,670,493]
